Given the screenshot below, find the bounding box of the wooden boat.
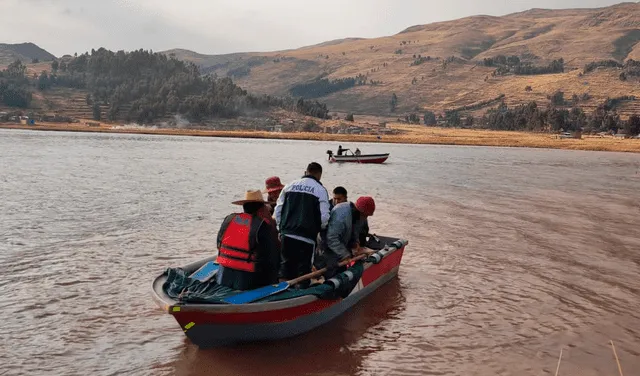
[326,149,390,164]
[151,236,408,348]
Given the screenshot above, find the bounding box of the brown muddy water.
[1,129,639,376]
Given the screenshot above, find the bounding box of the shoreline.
[1,123,639,153]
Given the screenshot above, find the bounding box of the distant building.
[19,116,35,125]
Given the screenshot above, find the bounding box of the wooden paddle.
[220,250,375,305]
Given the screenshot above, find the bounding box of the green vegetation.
[583,60,623,73]
[613,30,640,61]
[446,94,505,113]
[410,55,431,66]
[1,49,330,122]
[390,93,398,112]
[423,111,437,125]
[474,100,638,135]
[289,74,367,98]
[227,66,251,78]
[0,61,32,107]
[485,55,564,75]
[404,113,421,124]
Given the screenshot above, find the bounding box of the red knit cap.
[355,196,375,216]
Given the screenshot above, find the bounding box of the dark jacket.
[215,213,280,291]
[274,175,330,241]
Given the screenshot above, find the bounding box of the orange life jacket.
[217,213,263,273]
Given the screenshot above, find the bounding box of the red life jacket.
[217,213,263,273]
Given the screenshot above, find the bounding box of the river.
[1,129,639,376]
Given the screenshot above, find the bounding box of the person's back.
[216,190,280,291]
[317,197,375,280]
[323,202,353,257]
[275,162,330,288]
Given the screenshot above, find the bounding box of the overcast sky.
[2,0,629,56]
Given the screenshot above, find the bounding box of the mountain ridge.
[0,43,56,65]
[157,2,640,116]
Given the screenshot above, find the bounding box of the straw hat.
[232,189,267,205]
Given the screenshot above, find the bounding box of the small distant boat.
[326,149,389,164]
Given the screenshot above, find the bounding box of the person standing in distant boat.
[337,145,344,156]
[216,190,281,291]
[275,162,330,289]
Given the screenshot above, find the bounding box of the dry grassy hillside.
[165,2,640,117]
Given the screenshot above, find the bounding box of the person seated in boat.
[316,196,376,280]
[355,148,361,156]
[215,190,281,291]
[263,176,285,216]
[337,145,344,156]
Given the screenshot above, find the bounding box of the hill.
[0,49,329,130]
[159,2,640,118]
[0,43,56,65]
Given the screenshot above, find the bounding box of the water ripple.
[1,130,639,376]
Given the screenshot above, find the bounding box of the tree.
[464,116,474,128]
[32,58,39,64]
[345,113,354,121]
[302,119,320,132]
[6,60,26,78]
[423,111,437,125]
[568,107,586,131]
[37,71,50,90]
[390,93,398,112]
[406,113,420,124]
[445,111,461,127]
[624,114,640,136]
[51,60,59,72]
[550,90,565,106]
[92,103,101,121]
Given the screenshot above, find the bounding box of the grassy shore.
[1,122,639,153]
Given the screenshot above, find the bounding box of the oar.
[221,251,374,305]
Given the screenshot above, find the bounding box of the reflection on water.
[170,279,405,376]
[0,129,639,376]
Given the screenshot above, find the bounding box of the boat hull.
[152,237,407,348]
[330,153,389,164]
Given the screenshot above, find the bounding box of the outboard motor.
[326,150,333,161]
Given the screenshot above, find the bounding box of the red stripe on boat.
[361,247,404,286]
[172,298,340,325]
